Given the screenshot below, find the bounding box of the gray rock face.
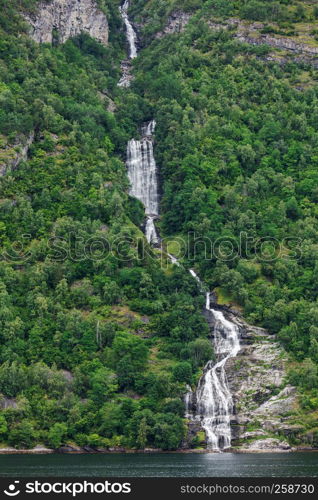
[0,132,34,176]
[155,11,191,39]
[220,312,299,450]
[156,13,318,62]
[24,0,108,46]
[253,386,297,417]
[237,34,318,55]
[0,397,18,409]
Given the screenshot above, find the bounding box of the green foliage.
[47,423,68,449]
[173,362,192,383]
[1,0,317,451]
[8,421,36,449]
[289,359,318,391]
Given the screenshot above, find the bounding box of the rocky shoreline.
[0,446,318,455]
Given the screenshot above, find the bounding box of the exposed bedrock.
[24,0,108,46]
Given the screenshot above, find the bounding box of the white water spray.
[195,293,240,450]
[126,120,159,244]
[119,0,138,59]
[177,268,240,451]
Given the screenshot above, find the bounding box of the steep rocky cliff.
[223,311,299,451]
[24,0,108,46]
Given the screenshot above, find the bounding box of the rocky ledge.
[155,11,192,39]
[24,0,108,46]
[239,438,294,453]
[154,12,318,64]
[219,309,300,451]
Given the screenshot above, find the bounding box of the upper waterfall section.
[126,121,159,245]
[119,0,138,59]
[126,121,159,218]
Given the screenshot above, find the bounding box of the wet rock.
[118,60,134,88]
[0,446,54,454]
[57,445,82,453]
[253,386,297,417]
[82,446,97,453]
[240,430,267,439]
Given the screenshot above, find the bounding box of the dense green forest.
[0,0,318,450]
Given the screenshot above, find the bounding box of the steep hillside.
[127,0,318,449]
[0,0,317,452]
[0,0,210,451]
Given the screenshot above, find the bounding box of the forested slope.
[0,0,317,451]
[0,0,211,451]
[130,0,318,416]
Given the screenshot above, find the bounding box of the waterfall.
[119,3,159,243]
[119,0,240,450]
[119,0,138,59]
[126,120,159,244]
[118,1,138,87]
[194,293,240,451]
[175,267,240,451]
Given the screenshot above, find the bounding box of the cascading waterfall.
[118,0,138,87]
[126,120,159,244]
[195,293,240,451]
[119,0,138,59]
[184,270,241,451]
[119,3,159,244]
[119,0,240,451]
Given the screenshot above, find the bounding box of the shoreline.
[0,447,316,455]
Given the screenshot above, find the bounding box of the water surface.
[0,453,317,477]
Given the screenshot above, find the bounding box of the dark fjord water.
[0,453,317,477]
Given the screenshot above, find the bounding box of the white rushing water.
[195,293,240,451]
[126,120,159,244]
[119,4,159,244]
[119,0,240,451]
[182,269,241,451]
[119,0,138,59]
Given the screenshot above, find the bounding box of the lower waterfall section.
[183,271,241,450]
[194,294,241,451]
[126,120,159,244]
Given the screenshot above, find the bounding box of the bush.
[47,423,68,449]
[8,421,36,449]
[173,362,192,383]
